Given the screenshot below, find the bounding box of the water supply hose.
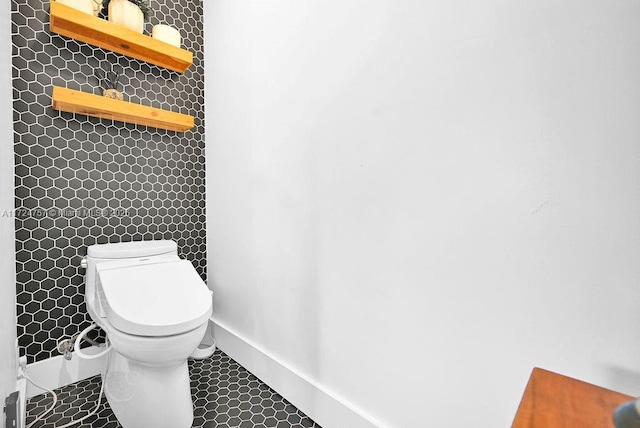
[73,324,111,360]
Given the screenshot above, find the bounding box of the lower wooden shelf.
[51,86,194,132]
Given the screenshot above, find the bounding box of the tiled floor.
[26,350,321,428]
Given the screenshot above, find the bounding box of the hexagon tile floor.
[26,350,321,428]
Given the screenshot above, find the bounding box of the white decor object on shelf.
[152,24,181,47]
[55,0,94,15]
[92,0,104,16]
[108,0,144,33]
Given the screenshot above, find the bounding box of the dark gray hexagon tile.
[26,350,321,428]
[13,0,206,363]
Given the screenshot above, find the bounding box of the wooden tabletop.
[512,367,635,428]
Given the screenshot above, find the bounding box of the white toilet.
[81,240,212,428]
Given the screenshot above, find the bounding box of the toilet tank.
[83,240,180,315]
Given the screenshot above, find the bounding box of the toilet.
[81,240,212,428]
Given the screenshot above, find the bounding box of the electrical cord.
[22,348,110,428]
[22,371,57,428]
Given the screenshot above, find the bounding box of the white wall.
[205,1,640,426]
[0,0,17,409]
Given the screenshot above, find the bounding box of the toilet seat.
[96,260,212,337]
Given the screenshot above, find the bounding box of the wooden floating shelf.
[49,1,193,73]
[52,86,194,132]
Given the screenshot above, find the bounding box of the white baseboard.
[24,347,105,399]
[17,377,26,428]
[211,319,387,428]
[22,326,384,428]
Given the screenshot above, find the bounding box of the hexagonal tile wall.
[26,351,321,428]
[12,0,206,363]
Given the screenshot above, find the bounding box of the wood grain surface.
[513,367,635,428]
[52,86,195,132]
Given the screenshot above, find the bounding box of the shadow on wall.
[604,365,640,396]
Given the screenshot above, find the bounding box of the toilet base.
[103,349,194,428]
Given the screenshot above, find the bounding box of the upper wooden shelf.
[52,86,194,132]
[49,1,193,73]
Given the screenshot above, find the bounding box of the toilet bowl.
[82,240,212,428]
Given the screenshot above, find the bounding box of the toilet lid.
[97,260,212,336]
